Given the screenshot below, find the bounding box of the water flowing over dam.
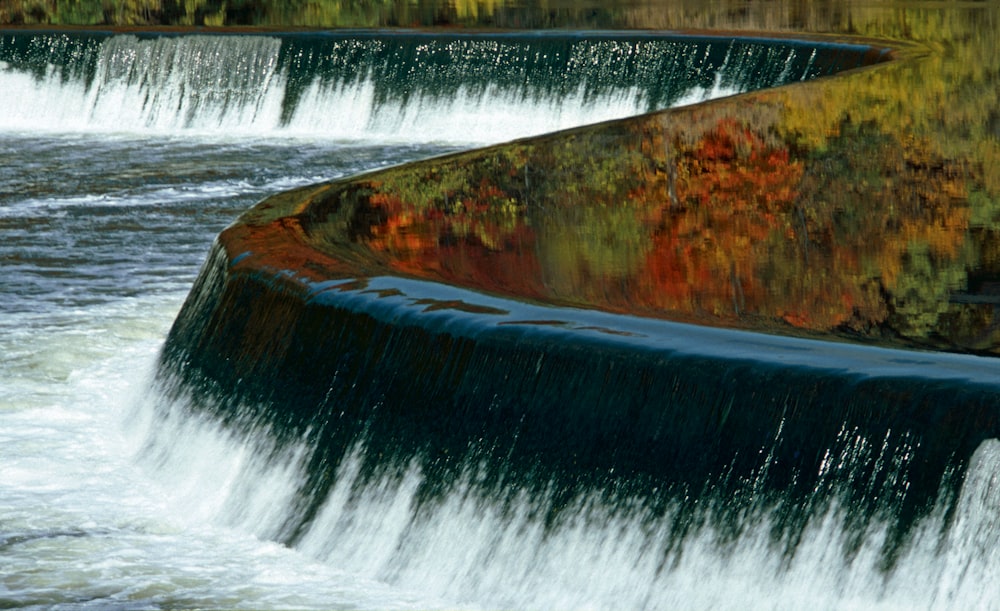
[0,30,877,142]
[3,25,999,610]
[158,250,1000,608]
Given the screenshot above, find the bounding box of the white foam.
[284,81,650,144]
[0,290,449,609]
[0,35,738,145]
[281,440,1000,610]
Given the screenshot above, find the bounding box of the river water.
[0,129,469,608]
[2,31,999,610]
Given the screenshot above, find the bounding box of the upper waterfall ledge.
[208,32,997,357]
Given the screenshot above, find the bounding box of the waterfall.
[0,31,877,143]
[4,27,954,609]
[149,241,1000,609]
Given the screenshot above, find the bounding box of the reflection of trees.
[19,0,998,352]
[298,101,996,352]
[641,115,804,319]
[787,118,975,345]
[338,147,550,298]
[534,202,653,300]
[890,242,970,340]
[527,133,657,301]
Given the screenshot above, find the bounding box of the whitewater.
[2,31,998,610]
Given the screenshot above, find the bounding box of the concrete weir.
[159,31,1000,570]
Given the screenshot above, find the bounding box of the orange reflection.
[248,23,1000,356]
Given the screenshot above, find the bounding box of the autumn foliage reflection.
[301,94,995,354]
[363,151,548,299]
[643,117,804,321]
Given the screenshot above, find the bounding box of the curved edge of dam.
[154,32,1000,575]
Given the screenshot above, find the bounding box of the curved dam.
[4,24,1000,609]
[147,29,1000,608]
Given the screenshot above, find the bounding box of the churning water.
[1,31,997,610]
[0,130,461,609]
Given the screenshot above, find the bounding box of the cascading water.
[151,264,1000,610]
[0,31,867,142]
[3,29,993,611]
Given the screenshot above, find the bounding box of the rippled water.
[0,131,464,609]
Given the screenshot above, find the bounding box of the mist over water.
[1,30,997,610]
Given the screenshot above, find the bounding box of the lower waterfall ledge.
[156,227,1000,572]
[154,30,1000,576]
